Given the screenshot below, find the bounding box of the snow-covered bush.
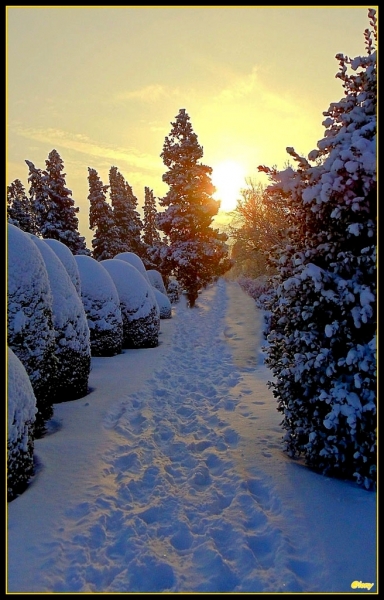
[44,237,82,294]
[29,235,91,402]
[237,275,272,303]
[7,223,57,435]
[101,259,160,348]
[167,278,182,304]
[146,269,172,318]
[114,251,151,283]
[74,255,123,356]
[146,269,167,295]
[153,287,172,319]
[7,347,37,501]
[258,10,377,489]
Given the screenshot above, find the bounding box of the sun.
[212,160,246,213]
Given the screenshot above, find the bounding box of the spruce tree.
[27,150,89,255]
[141,186,166,272]
[258,9,377,489]
[109,166,143,256]
[25,160,48,236]
[88,168,119,261]
[7,179,37,235]
[157,108,231,307]
[143,187,161,247]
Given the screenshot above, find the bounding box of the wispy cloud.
[114,84,181,103]
[215,66,302,116]
[13,126,163,172]
[216,67,259,101]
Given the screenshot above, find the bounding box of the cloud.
[215,66,303,116]
[12,126,163,172]
[114,84,180,103]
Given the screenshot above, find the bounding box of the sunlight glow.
[212,160,246,213]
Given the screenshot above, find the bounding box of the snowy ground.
[7,279,377,593]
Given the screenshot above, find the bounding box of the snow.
[7,279,377,593]
[114,251,151,283]
[101,259,158,321]
[152,287,172,319]
[28,235,89,340]
[7,347,37,501]
[100,258,160,348]
[28,234,91,401]
[7,347,37,445]
[7,224,56,424]
[44,237,82,294]
[147,269,167,295]
[74,255,123,356]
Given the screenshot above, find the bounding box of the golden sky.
[6,6,375,246]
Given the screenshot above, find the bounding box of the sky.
[7,276,377,593]
[6,5,375,247]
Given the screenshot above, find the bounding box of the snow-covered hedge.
[29,235,91,402]
[74,255,123,356]
[147,269,167,295]
[258,10,377,489]
[7,347,37,501]
[153,287,172,319]
[167,278,182,304]
[114,251,151,283]
[237,275,273,305]
[101,259,160,348]
[7,224,57,435]
[44,237,82,295]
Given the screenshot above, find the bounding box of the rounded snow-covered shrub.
[7,347,37,501]
[29,235,91,402]
[147,269,167,295]
[7,224,57,435]
[153,288,172,319]
[101,258,160,348]
[167,278,182,304]
[74,255,123,357]
[44,237,81,295]
[114,251,151,283]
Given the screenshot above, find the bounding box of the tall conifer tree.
[157,108,231,306]
[26,150,89,255]
[88,168,119,261]
[141,186,166,271]
[7,179,37,234]
[109,166,143,256]
[25,160,48,236]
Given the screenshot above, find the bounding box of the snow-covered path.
[7,279,377,593]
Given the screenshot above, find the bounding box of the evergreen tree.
[157,108,231,307]
[143,187,161,247]
[141,186,166,272]
[25,160,48,236]
[7,179,37,234]
[27,150,89,255]
[109,166,143,256]
[258,9,377,489]
[88,168,119,261]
